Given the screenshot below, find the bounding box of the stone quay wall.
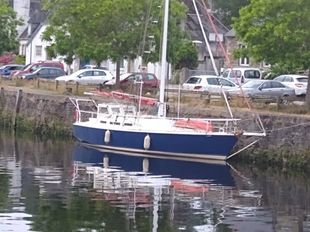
[0,87,309,167]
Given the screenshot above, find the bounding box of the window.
[79,71,93,77]
[238,44,250,66]
[186,77,201,84]
[209,33,223,42]
[229,70,242,78]
[222,70,229,78]
[145,74,155,80]
[93,71,106,76]
[220,79,235,87]
[38,69,49,75]
[35,46,42,56]
[134,74,143,81]
[207,78,219,85]
[275,76,285,82]
[244,70,260,79]
[271,81,284,88]
[283,76,293,82]
[297,77,308,83]
[49,69,58,75]
[239,57,250,66]
[261,82,272,89]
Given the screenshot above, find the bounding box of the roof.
[182,0,229,41]
[225,29,235,37]
[19,10,48,43]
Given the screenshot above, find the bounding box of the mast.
[157,0,169,117]
[192,0,219,76]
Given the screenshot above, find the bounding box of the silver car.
[227,80,295,102]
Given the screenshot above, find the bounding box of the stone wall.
[0,87,310,166]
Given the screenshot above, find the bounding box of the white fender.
[142,158,149,172]
[103,156,109,168]
[143,134,151,150]
[104,130,111,143]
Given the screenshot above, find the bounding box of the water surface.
[0,131,310,231]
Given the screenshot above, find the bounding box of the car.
[55,68,114,84]
[81,64,108,70]
[221,67,262,84]
[0,64,24,78]
[182,75,237,93]
[227,80,295,102]
[12,61,64,78]
[273,74,308,96]
[105,72,159,89]
[20,67,66,80]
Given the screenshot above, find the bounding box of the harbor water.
[0,130,310,232]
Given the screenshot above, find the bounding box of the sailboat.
[70,0,266,161]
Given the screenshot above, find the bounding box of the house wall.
[25,24,63,65]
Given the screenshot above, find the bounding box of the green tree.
[43,0,196,86]
[0,0,22,55]
[213,0,249,27]
[174,40,198,70]
[233,0,310,108]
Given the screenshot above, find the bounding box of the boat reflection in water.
[72,144,259,231]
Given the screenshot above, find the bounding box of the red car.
[12,61,64,78]
[106,72,159,89]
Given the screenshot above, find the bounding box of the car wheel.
[281,95,289,105]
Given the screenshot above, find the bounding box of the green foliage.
[233,0,310,107]
[174,40,198,69]
[0,0,22,55]
[15,55,25,64]
[43,0,195,70]
[233,0,310,71]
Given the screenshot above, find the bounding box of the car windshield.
[242,81,263,88]
[21,63,31,71]
[297,77,308,83]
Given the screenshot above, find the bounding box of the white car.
[221,67,262,84]
[182,75,237,94]
[55,69,114,84]
[273,74,308,96]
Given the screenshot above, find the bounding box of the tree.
[213,0,249,27]
[0,0,22,55]
[43,0,196,86]
[174,40,198,70]
[233,0,310,108]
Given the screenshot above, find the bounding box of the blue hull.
[73,124,238,160]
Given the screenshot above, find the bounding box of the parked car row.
[0,64,24,77]
[1,62,308,101]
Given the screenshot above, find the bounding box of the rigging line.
[139,0,154,58]
[266,121,310,133]
[200,0,266,134]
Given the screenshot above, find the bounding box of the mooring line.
[267,122,310,133]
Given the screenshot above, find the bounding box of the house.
[225,28,270,70]
[183,0,230,76]
[16,0,235,79]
